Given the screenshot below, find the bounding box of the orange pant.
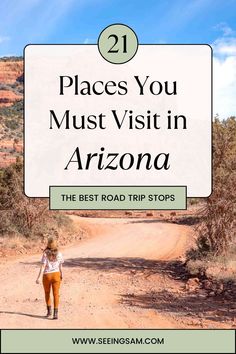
[43,272,61,309]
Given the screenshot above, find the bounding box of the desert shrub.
[5,118,19,130]
[0,83,10,90]
[0,161,71,238]
[0,161,48,236]
[53,212,72,228]
[0,100,23,140]
[0,56,23,62]
[0,100,23,117]
[188,198,200,206]
[191,117,236,258]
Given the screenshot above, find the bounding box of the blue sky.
[0,0,235,50]
[0,0,236,117]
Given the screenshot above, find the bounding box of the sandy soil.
[0,216,235,329]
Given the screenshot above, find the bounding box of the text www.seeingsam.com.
[72,337,164,345]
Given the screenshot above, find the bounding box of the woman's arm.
[59,263,63,281]
[36,264,45,284]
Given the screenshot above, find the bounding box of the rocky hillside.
[0,57,23,167]
[0,57,23,107]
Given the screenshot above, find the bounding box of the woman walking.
[36,237,64,319]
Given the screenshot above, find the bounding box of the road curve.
[0,217,191,329]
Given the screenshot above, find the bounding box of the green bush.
[5,118,19,130]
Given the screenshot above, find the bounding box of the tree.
[0,161,49,236]
[196,117,236,256]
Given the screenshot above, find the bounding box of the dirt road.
[0,217,233,328]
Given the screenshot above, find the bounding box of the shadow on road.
[128,216,200,226]
[22,257,189,279]
[63,257,189,279]
[20,257,235,325]
[0,311,46,319]
[120,289,235,324]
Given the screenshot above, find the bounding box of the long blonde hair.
[44,237,59,261]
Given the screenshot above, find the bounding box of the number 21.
[108,34,127,53]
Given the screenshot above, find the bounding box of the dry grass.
[187,254,236,283]
[0,233,39,256]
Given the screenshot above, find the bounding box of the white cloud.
[213,26,236,118]
[214,22,235,37]
[213,37,236,56]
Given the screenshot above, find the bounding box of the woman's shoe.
[53,308,58,320]
[46,306,52,318]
